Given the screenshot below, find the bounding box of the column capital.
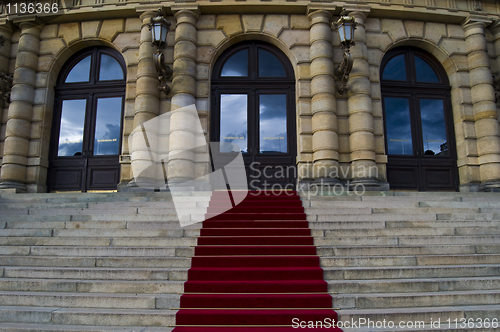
[172,5,200,18]
[345,5,371,20]
[489,19,500,36]
[462,15,492,31]
[0,21,15,37]
[308,9,333,25]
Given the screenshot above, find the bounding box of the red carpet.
[172,191,342,331]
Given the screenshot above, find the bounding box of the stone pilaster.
[346,9,387,190]
[463,17,500,191]
[125,11,161,191]
[308,10,339,184]
[168,8,199,184]
[0,21,42,192]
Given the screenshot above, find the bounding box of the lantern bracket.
[148,9,172,94]
[333,13,357,95]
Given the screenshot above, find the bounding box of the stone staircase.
[0,190,206,332]
[304,192,500,331]
[1,190,500,331]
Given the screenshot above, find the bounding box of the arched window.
[381,47,458,191]
[48,47,126,192]
[211,42,296,189]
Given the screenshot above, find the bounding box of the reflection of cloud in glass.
[259,95,287,153]
[221,50,248,77]
[420,99,447,155]
[58,100,86,156]
[94,124,120,155]
[384,97,412,155]
[94,97,122,155]
[220,94,247,152]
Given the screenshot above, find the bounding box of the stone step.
[5,221,125,230]
[333,289,500,310]
[314,228,455,237]
[398,235,500,245]
[0,236,197,247]
[0,305,176,326]
[0,291,180,309]
[386,220,500,228]
[0,202,89,210]
[420,201,500,208]
[327,276,500,294]
[0,278,184,294]
[311,214,438,222]
[323,264,500,280]
[0,323,172,332]
[0,246,192,258]
[306,200,419,208]
[309,221,386,230]
[0,237,112,247]
[2,267,188,281]
[52,229,198,238]
[321,254,500,267]
[337,304,500,325]
[437,213,500,221]
[317,245,482,257]
[374,207,481,214]
[0,214,194,223]
[0,229,52,237]
[0,256,191,268]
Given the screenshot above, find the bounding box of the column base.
[0,181,27,193]
[479,180,500,192]
[349,178,390,191]
[459,182,480,192]
[118,180,166,192]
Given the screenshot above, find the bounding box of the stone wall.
[0,1,499,192]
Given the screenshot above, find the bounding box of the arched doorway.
[381,47,458,191]
[211,42,296,190]
[47,47,126,192]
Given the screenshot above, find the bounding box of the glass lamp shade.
[335,16,356,48]
[151,15,170,49]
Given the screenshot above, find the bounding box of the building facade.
[1,0,500,193]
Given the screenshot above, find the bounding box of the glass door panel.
[93,97,123,155]
[419,98,448,156]
[220,94,248,153]
[57,99,87,156]
[259,94,287,153]
[384,97,413,155]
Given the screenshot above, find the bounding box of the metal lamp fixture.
[148,10,172,94]
[333,14,357,95]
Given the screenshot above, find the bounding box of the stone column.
[127,10,161,190]
[308,10,339,185]
[0,25,13,146]
[346,10,381,190]
[463,17,500,191]
[491,20,500,125]
[0,21,42,191]
[168,8,199,184]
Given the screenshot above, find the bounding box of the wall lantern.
[148,9,172,94]
[0,34,13,103]
[333,14,357,95]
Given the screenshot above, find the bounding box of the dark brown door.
[381,47,458,191]
[48,47,126,192]
[211,42,296,190]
